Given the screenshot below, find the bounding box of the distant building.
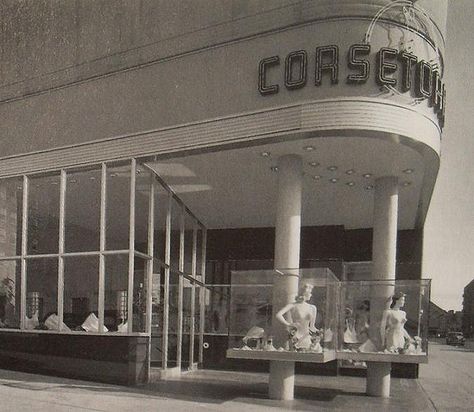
[428,302,448,337]
[462,279,474,338]
[446,310,463,332]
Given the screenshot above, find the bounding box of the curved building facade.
[0,0,447,397]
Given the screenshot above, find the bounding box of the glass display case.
[337,279,430,365]
[226,268,338,363]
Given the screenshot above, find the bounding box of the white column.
[367,176,398,397]
[269,154,303,401]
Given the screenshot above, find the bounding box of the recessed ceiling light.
[308,161,320,167]
[345,169,355,175]
[327,166,338,171]
[51,181,59,185]
[16,186,22,190]
[89,176,96,181]
[69,179,77,184]
[365,184,374,190]
[260,151,271,157]
[303,146,315,151]
[363,173,372,178]
[346,181,355,187]
[329,178,339,183]
[312,175,322,180]
[110,173,118,177]
[402,181,412,186]
[270,166,279,172]
[403,168,414,174]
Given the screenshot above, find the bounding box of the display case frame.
[336,279,431,365]
[226,268,339,364]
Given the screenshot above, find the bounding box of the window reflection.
[26,258,58,329]
[0,260,20,329]
[153,184,168,265]
[106,162,131,250]
[135,167,152,254]
[28,174,60,255]
[170,198,181,272]
[133,257,148,332]
[65,168,101,252]
[0,177,23,257]
[63,256,99,331]
[104,254,129,331]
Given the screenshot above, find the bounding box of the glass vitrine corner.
[226,268,338,363]
[336,279,431,365]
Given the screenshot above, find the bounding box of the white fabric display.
[81,313,107,332]
[44,314,71,331]
[242,326,265,343]
[25,311,39,330]
[117,321,128,333]
[323,328,333,343]
[344,318,359,344]
[358,338,377,353]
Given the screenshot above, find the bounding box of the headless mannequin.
[275,283,317,350]
[380,294,413,352]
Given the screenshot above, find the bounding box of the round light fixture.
[403,168,414,174]
[365,184,374,190]
[329,178,339,183]
[345,169,355,175]
[303,146,315,151]
[363,173,372,179]
[312,175,322,180]
[402,181,412,187]
[260,151,271,157]
[346,181,355,187]
[327,165,338,171]
[308,161,320,167]
[270,166,279,172]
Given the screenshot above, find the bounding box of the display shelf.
[226,348,336,363]
[336,351,428,364]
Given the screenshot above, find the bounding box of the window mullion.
[162,192,172,369]
[57,170,66,331]
[127,159,136,333]
[199,228,207,364]
[20,175,29,330]
[98,163,107,333]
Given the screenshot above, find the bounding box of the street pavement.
[418,340,474,411]
[0,340,472,411]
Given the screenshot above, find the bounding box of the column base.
[269,360,295,400]
[366,361,391,397]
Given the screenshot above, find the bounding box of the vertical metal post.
[146,176,155,334]
[199,228,207,364]
[127,159,136,333]
[20,176,28,329]
[57,170,66,331]
[189,221,198,366]
[176,204,185,369]
[98,163,107,333]
[145,176,155,381]
[162,192,172,369]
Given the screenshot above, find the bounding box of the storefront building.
[0,0,447,399]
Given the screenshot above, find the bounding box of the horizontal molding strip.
[0,98,441,178]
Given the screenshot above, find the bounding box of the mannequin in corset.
[276,283,317,350]
[381,292,413,352]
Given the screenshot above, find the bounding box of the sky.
[422,0,474,311]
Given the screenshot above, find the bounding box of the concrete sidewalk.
[0,367,435,412]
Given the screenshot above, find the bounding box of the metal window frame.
[176,203,185,368]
